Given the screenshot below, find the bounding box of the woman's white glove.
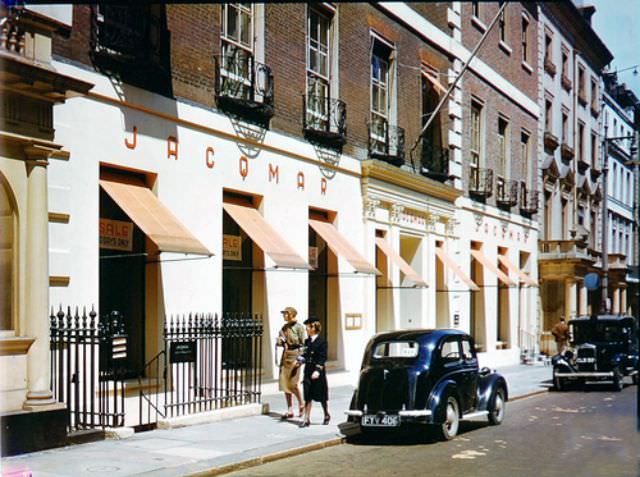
[311,370,320,380]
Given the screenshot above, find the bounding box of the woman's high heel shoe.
[299,420,310,428]
[298,405,304,417]
[323,415,331,425]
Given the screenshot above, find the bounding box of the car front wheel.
[488,388,506,425]
[437,396,460,441]
[613,369,624,392]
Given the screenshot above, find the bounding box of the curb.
[508,388,549,402]
[187,390,548,476]
[187,436,346,477]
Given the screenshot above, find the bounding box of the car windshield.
[571,323,628,343]
[372,341,419,359]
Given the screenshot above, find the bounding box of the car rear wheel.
[488,388,506,425]
[437,396,460,441]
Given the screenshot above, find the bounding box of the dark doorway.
[309,227,328,336]
[99,189,146,378]
[222,209,253,314]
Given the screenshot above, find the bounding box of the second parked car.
[345,329,508,440]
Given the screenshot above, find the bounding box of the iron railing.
[138,312,263,428]
[214,52,274,123]
[468,167,494,198]
[520,183,539,215]
[496,178,519,208]
[50,307,127,432]
[420,140,450,182]
[302,93,347,147]
[367,117,405,166]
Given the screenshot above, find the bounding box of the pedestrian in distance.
[551,316,570,355]
[276,306,306,419]
[299,317,330,428]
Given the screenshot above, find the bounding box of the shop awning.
[470,249,516,287]
[99,178,211,256]
[497,255,537,287]
[308,219,379,274]
[375,237,428,287]
[223,202,310,269]
[435,245,480,291]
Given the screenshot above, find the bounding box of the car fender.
[476,374,508,412]
[552,356,575,374]
[428,379,461,424]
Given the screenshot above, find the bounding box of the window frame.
[470,99,483,170]
[220,3,255,92]
[521,13,530,64]
[306,6,333,127]
[369,32,394,153]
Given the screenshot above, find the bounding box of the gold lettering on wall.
[297,172,305,190]
[125,126,137,150]
[205,146,215,169]
[320,178,327,195]
[167,136,178,160]
[269,163,279,183]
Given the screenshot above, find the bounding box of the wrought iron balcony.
[214,53,274,126]
[90,5,171,93]
[420,140,450,183]
[367,117,405,166]
[496,178,518,208]
[302,93,346,149]
[468,167,493,199]
[519,183,539,215]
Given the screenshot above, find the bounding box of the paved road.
[228,385,640,477]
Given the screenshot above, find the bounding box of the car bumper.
[554,371,614,378]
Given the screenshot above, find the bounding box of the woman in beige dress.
[277,307,306,419]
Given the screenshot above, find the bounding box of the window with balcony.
[590,77,599,114]
[578,65,586,104]
[578,122,585,165]
[591,132,598,169]
[521,131,530,186]
[420,64,448,182]
[561,110,568,143]
[303,6,345,148]
[216,4,273,125]
[471,100,482,171]
[369,33,403,164]
[590,210,597,248]
[561,47,571,90]
[90,4,171,94]
[497,117,509,179]
[561,198,569,239]
[543,30,555,75]
[545,99,552,133]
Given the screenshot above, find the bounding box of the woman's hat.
[303,317,320,325]
[281,306,297,316]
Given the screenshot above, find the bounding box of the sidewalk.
[1,364,552,477]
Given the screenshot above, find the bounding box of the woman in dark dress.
[300,318,330,427]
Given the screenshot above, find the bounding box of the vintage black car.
[344,329,508,440]
[552,315,639,391]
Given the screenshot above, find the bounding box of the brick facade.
[52,4,453,167]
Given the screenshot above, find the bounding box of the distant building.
[537,1,612,354]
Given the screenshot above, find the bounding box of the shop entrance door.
[222,210,253,314]
[99,188,146,378]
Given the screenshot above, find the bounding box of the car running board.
[461,410,489,420]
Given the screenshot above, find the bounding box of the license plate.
[362,414,400,427]
[577,357,595,363]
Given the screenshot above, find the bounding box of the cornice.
[0,336,35,356]
[361,160,462,203]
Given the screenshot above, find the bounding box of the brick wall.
[409,2,452,35]
[461,71,539,208]
[52,4,453,166]
[460,2,539,102]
